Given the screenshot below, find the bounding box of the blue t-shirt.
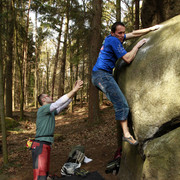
[92,34,127,73]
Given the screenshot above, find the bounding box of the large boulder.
[141,0,180,27]
[118,127,180,180]
[115,15,180,180]
[142,127,180,180]
[115,15,180,141]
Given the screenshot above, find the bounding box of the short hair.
[111,22,125,33]
[37,94,44,106]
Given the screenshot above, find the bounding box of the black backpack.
[105,147,122,175]
[67,145,85,164]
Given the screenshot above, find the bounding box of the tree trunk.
[131,1,134,26]
[68,32,74,113]
[19,56,24,121]
[0,0,8,165]
[116,0,121,21]
[18,0,30,120]
[80,54,85,108]
[16,39,24,120]
[6,0,15,117]
[74,38,80,104]
[74,64,79,104]
[34,11,39,108]
[88,0,102,125]
[12,25,17,111]
[58,0,70,97]
[134,0,140,30]
[24,0,31,107]
[46,50,50,94]
[51,16,64,99]
[69,63,73,113]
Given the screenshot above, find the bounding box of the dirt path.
[0,103,119,180]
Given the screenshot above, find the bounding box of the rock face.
[142,127,180,180]
[115,15,180,180]
[141,0,180,27]
[118,127,180,180]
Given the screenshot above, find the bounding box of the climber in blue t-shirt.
[93,34,127,73]
[92,22,160,145]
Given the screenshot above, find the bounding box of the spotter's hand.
[73,80,83,92]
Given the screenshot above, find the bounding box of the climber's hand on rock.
[136,38,147,49]
[150,25,162,31]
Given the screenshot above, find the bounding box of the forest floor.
[0,102,120,180]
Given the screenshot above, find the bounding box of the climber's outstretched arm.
[126,25,161,40]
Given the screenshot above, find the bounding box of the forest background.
[0,0,142,166]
